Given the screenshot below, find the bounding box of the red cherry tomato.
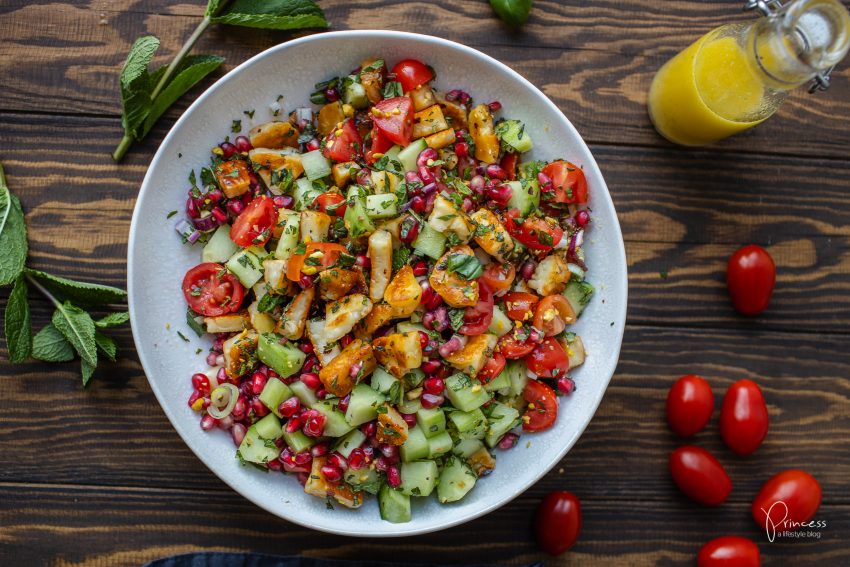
[697,536,760,567]
[478,352,506,385]
[182,263,245,317]
[719,379,769,456]
[522,379,558,432]
[391,59,434,93]
[370,96,414,147]
[752,470,822,531]
[366,126,395,164]
[505,209,563,251]
[535,491,581,556]
[533,295,577,337]
[541,161,588,205]
[666,374,714,437]
[500,152,519,181]
[322,118,363,163]
[525,337,570,379]
[497,330,536,359]
[726,245,775,316]
[316,192,347,217]
[459,283,494,335]
[478,262,515,295]
[502,291,540,322]
[669,445,732,507]
[230,196,276,247]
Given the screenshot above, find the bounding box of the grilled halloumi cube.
[305,457,364,508]
[248,148,303,190]
[319,268,360,301]
[247,300,276,334]
[413,105,449,139]
[383,265,422,318]
[368,230,393,303]
[468,447,496,477]
[249,121,299,149]
[306,318,341,366]
[411,84,437,112]
[222,330,258,378]
[354,303,395,340]
[469,208,514,262]
[443,333,498,377]
[371,331,422,378]
[325,293,373,343]
[278,287,314,341]
[319,339,377,397]
[429,246,480,308]
[263,259,288,292]
[427,195,472,241]
[377,405,409,446]
[300,210,332,243]
[214,160,251,199]
[469,104,499,164]
[528,254,571,296]
[205,311,250,334]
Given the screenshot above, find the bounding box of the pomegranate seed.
[234,135,253,152]
[486,183,513,205]
[461,197,474,212]
[299,343,314,354]
[424,377,445,395]
[470,175,486,193]
[417,147,439,168]
[340,335,353,348]
[454,141,469,158]
[191,373,211,392]
[278,396,301,418]
[399,216,421,245]
[220,142,237,158]
[285,415,302,433]
[206,188,224,203]
[421,361,441,375]
[575,210,590,227]
[498,432,520,450]
[301,372,321,390]
[520,260,537,281]
[420,281,443,310]
[355,254,371,269]
[231,423,247,446]
[379,444,399,460]
[226,199,245,216]
[487,100,503,112]
[251,371,267,395]
[250,397,269,417]
[324,87,340,102]
[338,395,351,413]
[210,207,227,223]
[418,166,436,184]
[410,195,426,214]
[267,458,282,472]
[386,465,402,488]
[294,451,313,466]
[374,456,390,472]
[187,389,202,409]
[557,377,576,395]
[303,413,326,437]
[348,448,366,470]
[361,421,377,438]
[306,138,321,152]
[238,381,253,397]
[200,413,217,431]
[298,274,316,289]
[217,415,233,429]
[425,339,439,355]
[321,464,343,483]
[421,393,445,409]
[486,164,507,180]
[205,352,218,366]
[311,442,330,457]
[302,356,319,373]
[418,331,430,349]
[424,192,437,215]
[412,260,428,277]
[231,396,247,419]
[316,388,328,400]
[273,195,294,209]
[327,452,349,471]
[185,196,199,219]
[401,413,417,427]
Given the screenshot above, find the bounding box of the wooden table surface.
[2,1,849,565]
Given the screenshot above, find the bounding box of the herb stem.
[149,15,214,102]
[25,274,61,310]
[112,135,135,163]
[0,163,6,188]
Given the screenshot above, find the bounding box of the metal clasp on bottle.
[744,0,833,92]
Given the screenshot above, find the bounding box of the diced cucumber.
[506,179,540,217]
[400,425,430,462]
[365,193,398,219]
[345,384,386,427]
[300,150,331,181]
[487,304,512,337]
[225,247,264,288]
[448,408,486,433]
[484,402,521,448]
[282,429,315,453]
[563,280,595,317]
[505,360,529,396]
[564,333,586,368]
[384,145,402,161]
[253,413,282,440]
[344,186,376,238]
[400,460,439,497]
[237,423,281,465]
[345,467,381,494]
[312,400,354,437]
[416,407,446,438]
[274,210,300,261]
[289,379,318,408]
[412,223,447,260]
[445,373,491,412]
[397,397,422,415]
[398,138,428,173]
[258,377,293,417]
[452,438,484,458]
[333,429,366,459]
[403,368,425,389]
[495,119,533,153]
[437,457,477,503]
[293,177,320,211]
[379,485,411,523]
[343,80,369,109]
[396,321,427,335]
[427,430,453,459]
[257,333,306,379]
[457,420,486,440]
[202,224,238,263]
[370,367,398,395]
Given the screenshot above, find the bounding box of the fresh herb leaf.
[446,253,483,280]
[0,166,28,286]
[448,308,466,331]
[382,81,403,99]
[118,35,161,142]
[257,293,286,313]
[211,0,329,30]
[231,119,242,132]
[95,331,118,362]
[4,274,31,363]
[95,311,130,328]
[81,357,97,387]
[31,324,75,363]
[52,302,98,369]
[24,268,127,305]
[177,330,191,342]
[392,246,412,273]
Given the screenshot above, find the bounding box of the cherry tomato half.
[286,242,349,282]
[667,374,714,437]
[752,470,821,531]
[505,209,563,251]
[726,245,775,316]
[497,330,536,359]
[230,196,276,247]
[536,491,581,556]
[182,262,245,317]
[669,445,732,507]
[478,352,506,385]
[522,378,558,432]
[719,379,769,456]
[500,152,519,181]
[525,337,570,379]
[371,96,414,147]
[478,262,515,295]
[502,291,539,322]
[697,536,760,567]
[391,58,434,93]
[541,161,588,205]
[367,126,395,164]
[533,295,577,337]
[322,118,363,163]
[459,283,494,336]
[316,192,347,217]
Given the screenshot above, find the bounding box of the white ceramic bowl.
[128,30,627,537]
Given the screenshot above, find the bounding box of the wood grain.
[1,1,849,158]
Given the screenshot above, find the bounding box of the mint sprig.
[0,164,129,385]
[112,0,328,161]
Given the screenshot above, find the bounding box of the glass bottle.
[647,0,850,146]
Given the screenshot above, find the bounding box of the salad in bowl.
[176,55,595,523]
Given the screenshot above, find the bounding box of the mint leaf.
[52,302,98,368]
[212,0,328,30]
[446,253,483,280]
[142,55,225,138]
[119,35,161,140]
[82,357,97,387]
[186,308,206,337]
[25,268,126,306]
[95,311,130,328]
[32,324,75,363]
[4,274,31,363]
[0,166,28,286]
[95,331,118,362]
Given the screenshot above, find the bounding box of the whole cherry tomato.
[524,337,570,379]
[667,374,714,437]
[719,379,769,456]
[697,536,760,567]
[533,295,577,337]
[522,379,558,432]
[752,470,821,531]
[230,196,276,247]
[726,245,775,316]
[182,263,245,317]
[535,491,581,556]
[669,445,732,507]
[391,59,434,93]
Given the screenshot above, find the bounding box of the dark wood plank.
[0,482,846,567]
[1,1,849,158]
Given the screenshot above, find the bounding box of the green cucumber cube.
[253,413,282,440]
[452,439,484,458]
[202,224,238,263]
[448,408,486,433]
[344,80,369,109]
[344,186,376,238]
[282,429,315,453]
[237,424,281,465]
[445,373,491,412]
[563,280,594,317]
[300,149,332,181]
[412,223,447,260]
[484,402,521,448]
[345,467,381,494]
[289,380,318,408]
[257,333,306,379]
[312,400,353,437]
[274,210,300,261]
[345,384,386,427]
[437,457,477,503]
[427,430,453,459]
[379,485,411,523]
[506,179,540,217]
[225,248,264,288]
[397,397,422,415]
[483,364,511,393]
[487,304,513,337]
[506,360,528,396]
[365,194,398,219]
[416,407,446,438]
[333,429,367,459]
[400,425,430,462]
[258,377,293,417]
[397,138,428,173]
[495,119,533,153]
[400,460,439,497]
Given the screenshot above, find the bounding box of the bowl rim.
[128,29,628,537]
